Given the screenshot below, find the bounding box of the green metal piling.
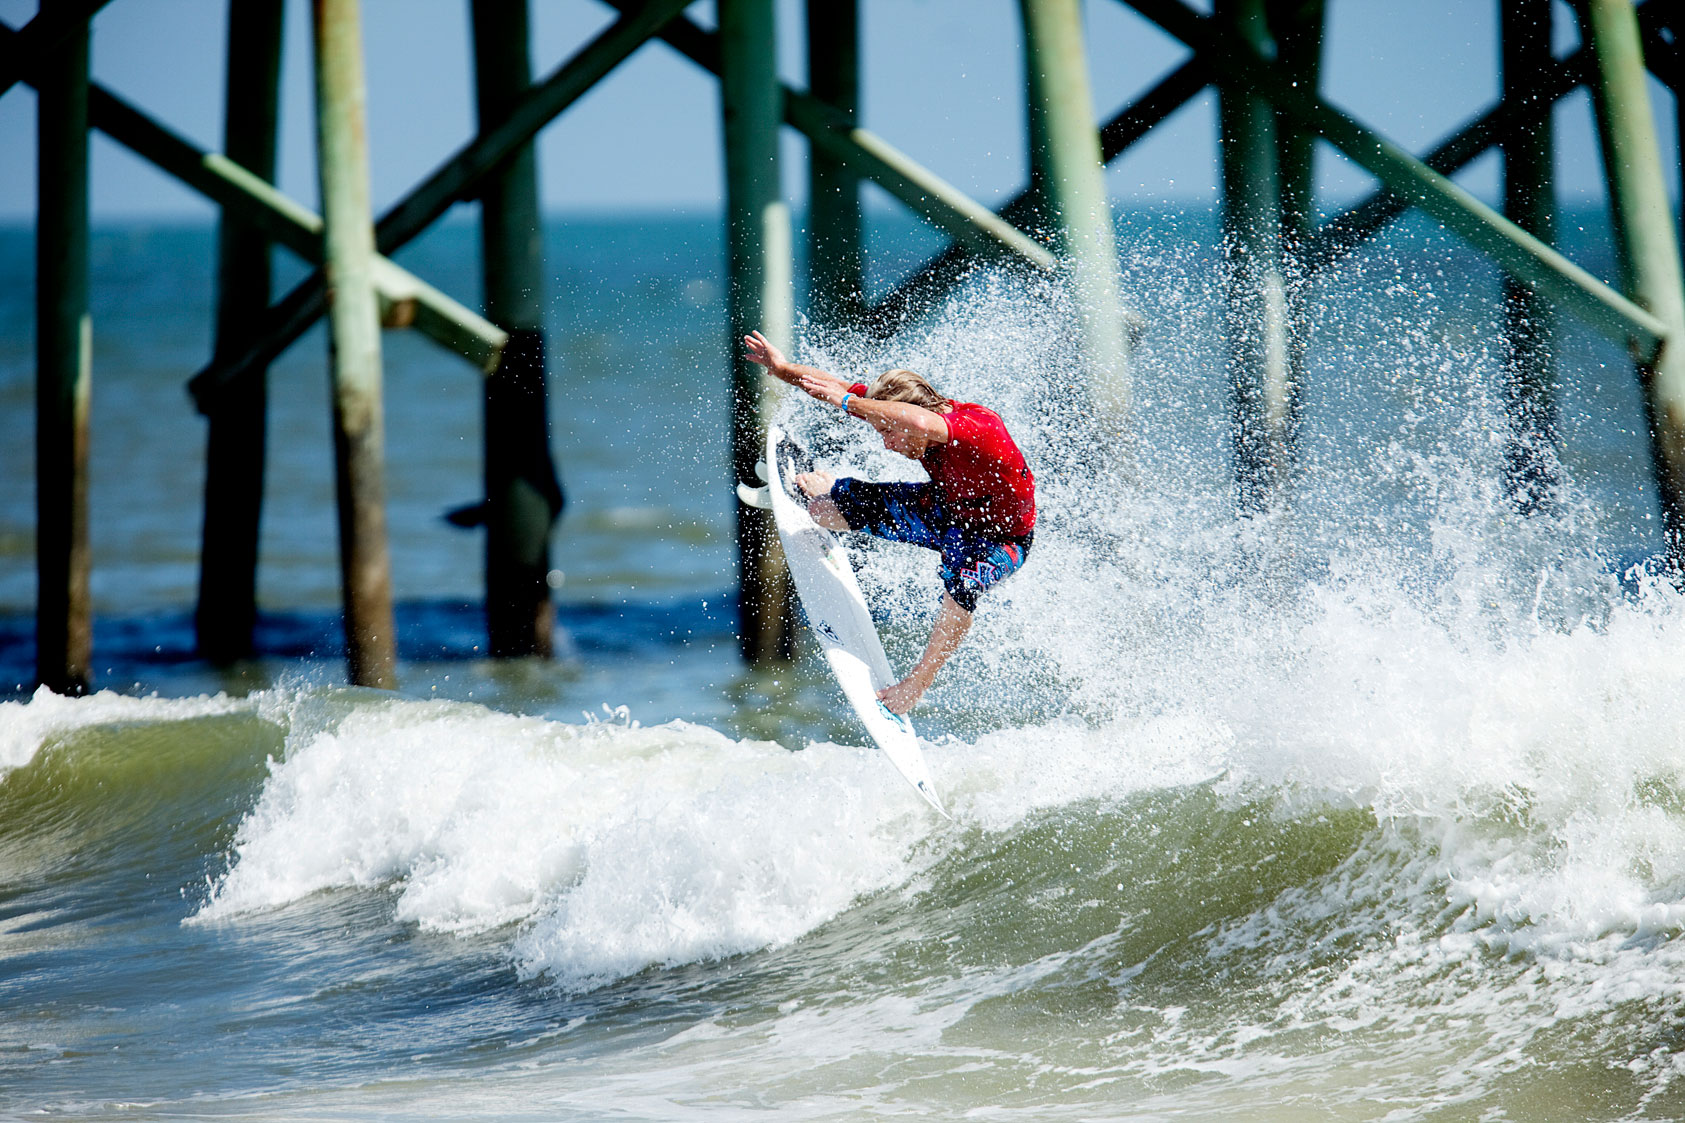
[1582,0,1685,561]
[35,15,91,695]
[1019,0,1133,418]
[1500,0,1560,514]
[197,0,284,665]
[1216,0,1293,513]
[1270,0,1323,258]
[471,0,565,658]
[805,0,864,329]
[312,0,397,688]
[1270,0,1322,459]
[720,0,795,665]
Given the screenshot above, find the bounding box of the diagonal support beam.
[1309,0,1669,272]
[0,0,113,101]
[599,0,1057,275]
[1116,0,1671,359]
[186,0,695,407]
[99,83,505,376]
[868,57,1208,336]
[1098,57,1211,163]
[1309,47,1590,271]
[1640,14,1676,92]
[0,19,507,382]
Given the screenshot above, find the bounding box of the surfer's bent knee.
[808,497,852,532]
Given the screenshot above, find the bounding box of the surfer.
[742,330,1035,714]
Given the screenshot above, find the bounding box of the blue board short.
[829,479,1032,612]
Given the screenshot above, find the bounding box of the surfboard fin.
[755,459,769,483]
[736,482,771,509]
[917,780,953,821]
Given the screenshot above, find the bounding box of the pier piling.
[1216,0,1293,513]
[805,0,865,330]
[721,0,796,664]
[472,0,565,658]
[1581,0,1685,562]
[1499,0,1561,515]
[1270,0,1323,261]
[197,0,284,665]
[1019,0,1133,418]
[313,0,397,688]
[34,14,92,695]
[1271,0,1322,464]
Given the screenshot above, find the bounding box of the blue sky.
[0,0,1675,222]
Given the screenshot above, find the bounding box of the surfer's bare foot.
[795,471,834,498]
[877,678,923,715]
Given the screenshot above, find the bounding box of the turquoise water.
[6,210,1685,1119]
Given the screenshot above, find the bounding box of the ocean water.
[6,207,1685,1120]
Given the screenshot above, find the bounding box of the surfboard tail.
[914,779,952,820]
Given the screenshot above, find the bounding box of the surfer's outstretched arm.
[742,331,852,399]
[879,594,972,714]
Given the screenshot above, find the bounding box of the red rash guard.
[848,385,1036,538]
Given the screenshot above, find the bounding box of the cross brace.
[0,0,113,101]
[0,18,506,393]
[1116,0,1671,359]
[868,56,1208,335]
[185,0,696,407]
[597,0,1057,274]
[1311,0,1671,271]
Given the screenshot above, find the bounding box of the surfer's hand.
[797,371,844,406]
[742,330,787,377]
[795,471,835,498]
[877,678,924,715]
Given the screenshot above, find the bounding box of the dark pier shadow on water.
[0,594,743,701]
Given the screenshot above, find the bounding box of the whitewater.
[6,228,1685,1119]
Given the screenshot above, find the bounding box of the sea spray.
[762,245,1685,1069]
[7,216,1685,1116]
[194,693,954,985]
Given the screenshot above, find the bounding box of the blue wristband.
[840,392,855,414]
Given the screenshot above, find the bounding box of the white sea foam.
[189,678,1240,991]
[191,240,1685,1008]
[0,685,250,774]
[185,553,1685,1003]
[195,695,945,986]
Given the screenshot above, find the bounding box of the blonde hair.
[866,368,951,412]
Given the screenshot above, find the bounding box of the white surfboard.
[753,423,949,819]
